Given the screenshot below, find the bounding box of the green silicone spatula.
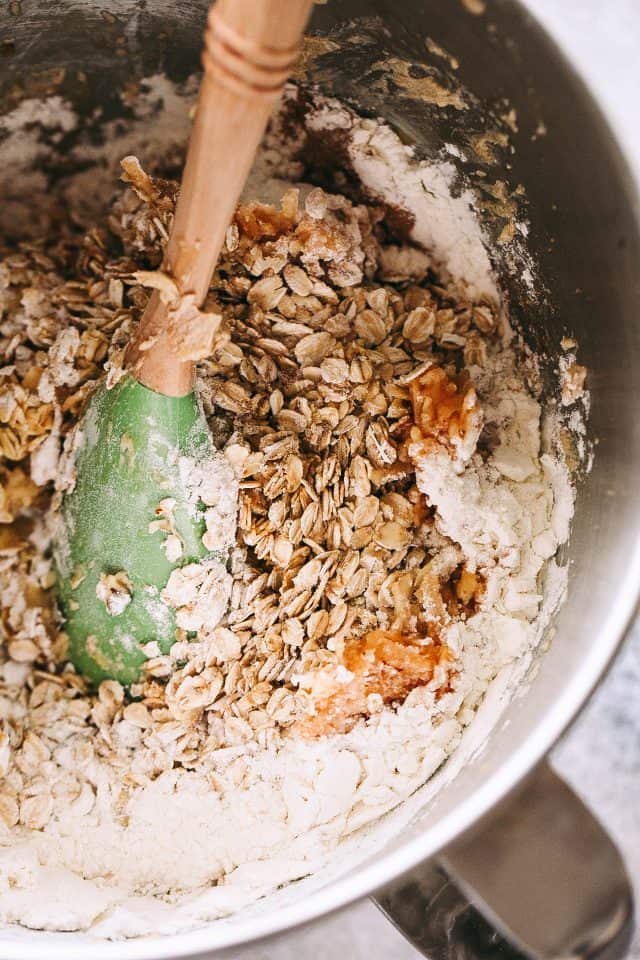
[54,0,314,685]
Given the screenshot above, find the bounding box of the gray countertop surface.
[228,1,640,957]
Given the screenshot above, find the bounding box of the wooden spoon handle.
[169,0,313,303]
[127,0,314,396]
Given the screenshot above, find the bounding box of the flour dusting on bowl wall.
[0,2,597,947]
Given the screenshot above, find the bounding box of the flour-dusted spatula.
[54,0,314,685]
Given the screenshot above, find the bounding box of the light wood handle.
[126,0,314,396]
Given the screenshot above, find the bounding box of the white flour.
[0,88,578,939]
[242,88,499,303]
[304,100,500,302]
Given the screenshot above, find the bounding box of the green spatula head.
[54,375,222,686]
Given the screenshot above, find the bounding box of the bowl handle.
[373,762,634,960]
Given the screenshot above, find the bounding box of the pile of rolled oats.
[1,158,499,758]
[0,144,573,931]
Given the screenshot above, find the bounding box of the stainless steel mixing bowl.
[1,1,639,958]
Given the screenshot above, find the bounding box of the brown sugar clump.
[455,566,485,612]
[408,364,483,466]
[235,190,299,242]
[296,629,451,738]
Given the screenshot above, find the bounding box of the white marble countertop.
[226,2,640,957]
